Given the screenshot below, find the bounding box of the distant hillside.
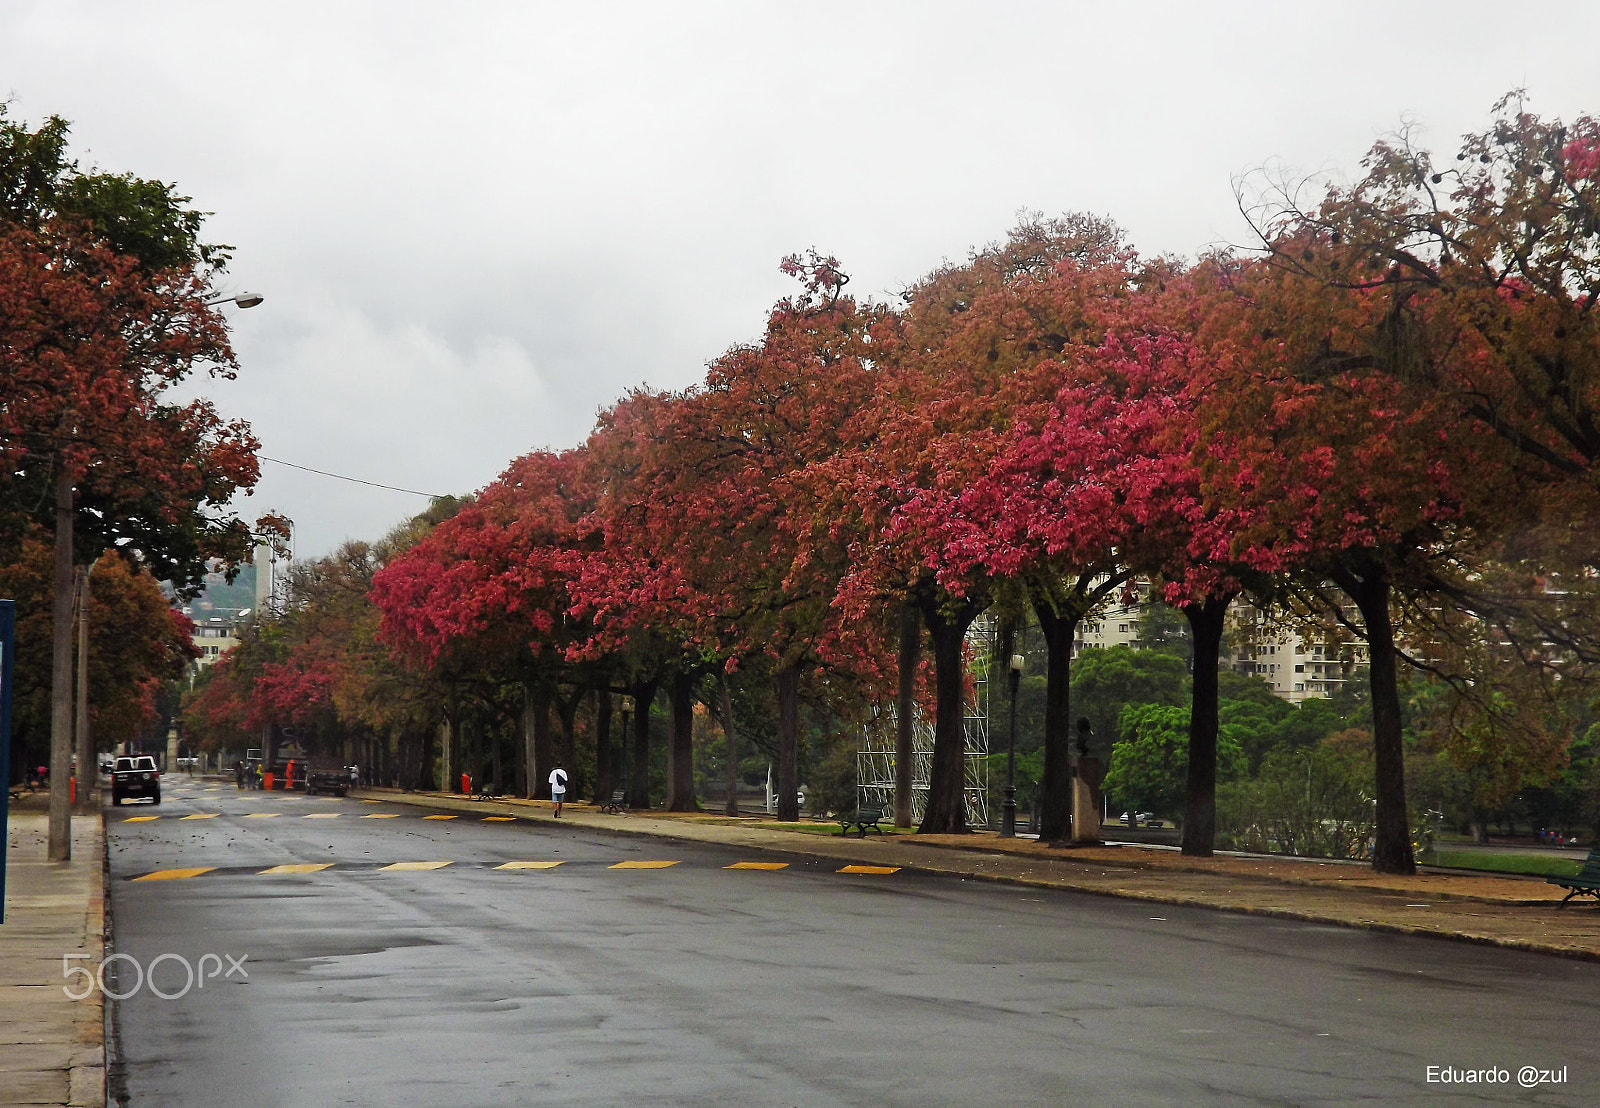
[176,562,257,619]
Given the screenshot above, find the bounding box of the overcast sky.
[4,2,1597,558]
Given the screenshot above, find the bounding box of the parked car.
[305,761,351,797]
[1121,810,1164,828]
[111,756,161,806]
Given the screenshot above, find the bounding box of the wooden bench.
[838,806,886,838]
[1548,843,1600,906]
[599,788,627,814]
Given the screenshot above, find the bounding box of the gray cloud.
[5,1,1596,554]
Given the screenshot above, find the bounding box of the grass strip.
[1424,849,1582,878]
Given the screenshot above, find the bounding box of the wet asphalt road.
[104,779,1600,1107]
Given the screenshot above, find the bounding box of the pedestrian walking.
[549,763,568,817]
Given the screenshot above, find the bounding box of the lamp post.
[618,696,632,805]
[1002,653,1024,837]
[205,291,265,309]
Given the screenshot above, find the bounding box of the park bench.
[599,789,627,814]
[838,806,886,838]
[1548,843,1600,906]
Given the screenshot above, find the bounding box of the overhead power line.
[258,455,449,499]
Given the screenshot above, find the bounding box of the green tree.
[1070,645,1189,760]
[1103,703,1244,820]
[1217,741,1376,858]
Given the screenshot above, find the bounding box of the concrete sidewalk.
[355,786,1600,962]
[1,797,105,1108]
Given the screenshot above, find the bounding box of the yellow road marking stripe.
[301,813,340,819]
[609,860,679,869]
[242,813,279,818]
[134,867,215,881]
[361,813,400,818]
[482,816,516,822]
[361,798,382,803]
[496,861,564,869]
[259,863,334,875]
[725,861,789,870]
[838,865,899,875]
[422,814,457,820]
[379,861,453,871]
[123,815,160,822]
[179,813,219,820]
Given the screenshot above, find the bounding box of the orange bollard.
[264,771,275,791]
[461,773,470,794]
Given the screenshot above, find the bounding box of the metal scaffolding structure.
[858,615,992,826]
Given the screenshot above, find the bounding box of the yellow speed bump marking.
[242,813,279,819]
[482,816,516,822]
[379,861,453,872]
[361,798,382,803]
[123,815,161,822]
[179,813,219,820]
[422,814,457,820]
[302,813,340,819]
[496,861,564,869]
[609,860,679,869]
[725,862,788,870]
[259,863,334,875]
[361,813,400,818]
[134,867,215,881]
[838,865,900,875]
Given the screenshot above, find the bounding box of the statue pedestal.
[1071,753,1102,844]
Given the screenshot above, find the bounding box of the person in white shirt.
[548,764,568,817]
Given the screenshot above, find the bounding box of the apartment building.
[191,616,243,666]
[1070,586,1361,704]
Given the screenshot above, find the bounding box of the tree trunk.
[593,689,612,804]
[1330,562,1415,874]
[531,690,553,799]
[1033,601,1079,843]
[1180,592,1235,857]
[918,594,986,834]
[491,726,503,794]
[665,671,697,811]
[720,673,739,816]
[630,677,657,808]
[776,663,801,822]
[894,602,920,829]
[73,565,95,814]
[556,692,579,791]
[262,721,277,785]
[48,471,73,861]
[521,685,536,798]
[438,717,453,793]
[418,724,436,793]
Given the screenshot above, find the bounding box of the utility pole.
[48,470,74,861]
[74,564,95,814]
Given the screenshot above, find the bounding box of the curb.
[353,787,1600,964]
[74,809,106,1108]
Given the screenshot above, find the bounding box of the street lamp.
[1002,653,1024,838]
[618,696,632,806]
[205,291,265,309]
